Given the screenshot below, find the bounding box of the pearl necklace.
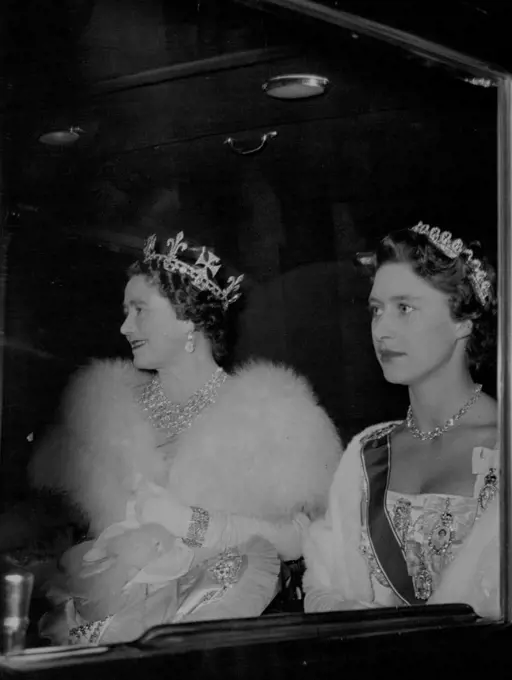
[138,367,227,440]
[406,383,483,441]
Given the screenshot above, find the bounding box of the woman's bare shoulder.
[464,393,497,447]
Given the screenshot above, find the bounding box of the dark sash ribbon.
[361,430,424,606]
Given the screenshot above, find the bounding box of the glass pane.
[4,0,284,85]
[0,0,501,652]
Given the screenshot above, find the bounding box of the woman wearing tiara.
[303,222,499,617]
[25,231,342,644]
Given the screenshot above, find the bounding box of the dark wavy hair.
[127,237,243,364]
[373,228,497,373]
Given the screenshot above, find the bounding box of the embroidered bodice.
[360,444,499,604]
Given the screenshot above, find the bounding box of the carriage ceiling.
[1,0,510,246]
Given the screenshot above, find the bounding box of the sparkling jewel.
[69,617,111,645]
[138,366,227,440]
[406,383,483,441]
[184,506,210,548]
[414,565,433,600]
[410,222,492,306]
[478,468,498,511]
[209,548,244,586]
[143,233,244,309]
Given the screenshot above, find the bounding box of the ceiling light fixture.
[262,74,330,100]
[38,126,85,146]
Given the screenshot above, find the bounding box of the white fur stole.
[29,360,342,536]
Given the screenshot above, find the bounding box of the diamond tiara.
[410,221,492,306]
[142,232,244,310]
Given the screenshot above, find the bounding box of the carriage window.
[0,0,506,660]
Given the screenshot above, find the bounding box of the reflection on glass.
[0,0,500,650]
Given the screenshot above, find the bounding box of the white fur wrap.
[28,360,342,537]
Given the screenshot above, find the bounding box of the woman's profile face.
[120,275,191,370]
[368,262,466,386]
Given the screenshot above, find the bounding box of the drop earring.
[185,330,195,353]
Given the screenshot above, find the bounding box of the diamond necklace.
[138,366,227,440]
[406,383,483,441]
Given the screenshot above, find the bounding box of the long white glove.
[203,511,310,562]
[137,483,310,561]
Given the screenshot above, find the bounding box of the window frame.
[0,5,510,675]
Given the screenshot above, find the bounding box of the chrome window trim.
[498,76,512,623]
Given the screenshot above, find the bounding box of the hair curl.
[127,240,243,364]
[373,228,497,373]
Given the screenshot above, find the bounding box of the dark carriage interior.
[0,0,503,641]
